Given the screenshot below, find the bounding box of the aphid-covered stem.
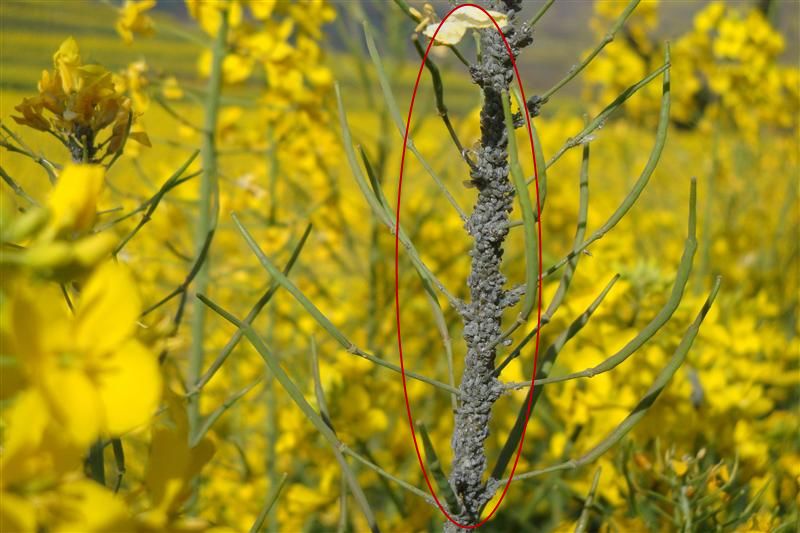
[447,2,531,528]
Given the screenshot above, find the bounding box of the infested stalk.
[195,2,712,530]
[445,3,533,527]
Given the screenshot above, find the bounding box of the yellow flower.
[53,37,82,93]
[0,389,83,490]
[12,38,148,163]
[0,164,119,280]
[671,459,689,476]
[48,164,105,234]
[186,0,243,37]
[0,388,131,531]
[1,476,131,532]
[139,390,215,528]
[119,60,151,112]
[161,75,184,100]
[6,261,162,446]
[245,0,275,20]
[115,0,156,44]
[694,1,725,32]
[43,480,132,531]
[222,53,254,84]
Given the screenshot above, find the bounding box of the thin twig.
[0,123,59,183]
[539,0,641,105]
[364,23,468,223]
[189,225,312,394]
[188,8,229,437]
[113,151,199,256]
[0,166,39,206]
[575,468,602,533]
[232,214,460,397]
[140,229,214,316]
[537,48,671,281]
[197,294,381,531]
[528,0,556,27]
[508,177,698,390]
[335,84,461,310]
[249,473,289,533]
[533,61,669,181]
[412,35,475,169]
[340,443,437,507]
[507,277,721,484]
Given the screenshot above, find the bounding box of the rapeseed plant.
[0,0,796,531]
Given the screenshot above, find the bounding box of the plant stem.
[539,0,640,105]
[87,439,106,486]
[575,468,602,533]
[0,166,39,206]
[447,5,532,527]
[197,294,381,532]
[508,277,721,484]
[188,8,228,438]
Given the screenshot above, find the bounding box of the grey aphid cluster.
[447,1,533,527]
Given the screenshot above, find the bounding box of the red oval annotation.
[393,3,544,529]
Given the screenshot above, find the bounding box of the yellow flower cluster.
[115,0,156,44]
[1,0,796,530]
[584,0,799,142]
[673,2,798,138]
[187,0,333,107]
[1,164,162,531]
[523,105,799,528]
[12,38,149,163]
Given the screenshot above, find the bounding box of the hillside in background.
[2,0,797,103]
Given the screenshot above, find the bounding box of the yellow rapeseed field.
[0,1,797,532]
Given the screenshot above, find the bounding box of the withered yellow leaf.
[422,7,508,45]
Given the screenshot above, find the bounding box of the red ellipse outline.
[394,4,543,529]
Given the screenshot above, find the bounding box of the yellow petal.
[451,7,508,28]
[161,76,184,100]
[671,459,689,476]
[40,367,102,447]
[53,37,82,93]
[422,22,467,45]
[96,339,162,435]
[145,424,214,514]
[0,492,37,533]
[71,232,118,268]
[1,389,49,461]
[75,261,141,355]
[128,130,151,147]
[8,284,72,373]
[48,164,105,233]
[0,389,84,486]
[222,54,254,84]
[9,285,46,363]
[247,0,275,19]
[51,480,132,532]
